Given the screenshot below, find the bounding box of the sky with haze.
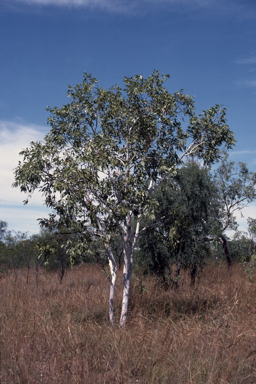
[0,0,256,235]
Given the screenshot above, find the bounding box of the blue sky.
[1,0,256,235]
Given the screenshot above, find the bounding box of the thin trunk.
[120,214,135,328]
[120,247,132,327]
[96,217,117,326]
[220,235,232,270]
[59,262,65,284]
[106,245,117,326]
[190,265,197,286]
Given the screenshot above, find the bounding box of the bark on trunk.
[108,255,117,326]
[119,249,132,327]
[220,235,232,270]
[119,211,142,327]
[119,215,136,328]
[96,217,117,326]
[104,243,117,326]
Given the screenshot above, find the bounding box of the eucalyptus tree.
[13,71,234,326]
[214,154,256,269]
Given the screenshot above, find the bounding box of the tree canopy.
[13,71,235,326]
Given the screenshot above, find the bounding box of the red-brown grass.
[1,262,256,383]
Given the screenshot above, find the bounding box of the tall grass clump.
[1,263,256,383]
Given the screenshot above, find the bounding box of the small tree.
[136,161,219,288]
[13,71,235,326]
[36,229,70,283]
[214,154,256,269]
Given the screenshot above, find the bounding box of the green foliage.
[248,217,256,248]
[36,230,70,275]
[213,154,256,268]
[230,232,253,262]
[242,257,256,283]
[0,230,41,275]
[36,227,109,282]
[136,161,219,286]
[214,153,256,234]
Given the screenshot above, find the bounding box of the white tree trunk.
[105,243,117,326]
[119,248,132,327]
[96,217,117,326]
[108,254,117,326]
[119,215,141,327]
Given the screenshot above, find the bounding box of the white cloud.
[235,56,256,89]
[236,57,256,65]
[12,0,210,5]
[8,0,219,14]
[0,121,50,234]
[244,80,256,87]
[236,79,256,88]
[229,150,256,156]
[11,0,136,13]
[235,56,256,92]
[7,0,256,20]
[17,0,113,5]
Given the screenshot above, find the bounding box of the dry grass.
[1,262,256,383]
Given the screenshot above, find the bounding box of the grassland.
[1,262,256,383]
